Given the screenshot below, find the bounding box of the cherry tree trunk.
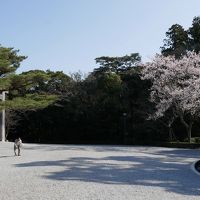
[187,124,192,143]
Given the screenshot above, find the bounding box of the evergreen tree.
[161,24,188,58]
[188,16,200,53]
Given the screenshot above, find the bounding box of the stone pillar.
[0,110,5,141]
[0,91,8,142]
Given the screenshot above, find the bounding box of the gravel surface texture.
[0,142,199,200]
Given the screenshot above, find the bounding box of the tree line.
[2,16,200,144]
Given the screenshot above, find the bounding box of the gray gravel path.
[0,142,199,200]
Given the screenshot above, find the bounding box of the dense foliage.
[2,16,200,144]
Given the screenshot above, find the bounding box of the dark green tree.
[188,16,200,53]
[0,46,26,91]
[0,45,27,77]
[93,53,141,75]
[0,45,73,140]
[161,24,189,58]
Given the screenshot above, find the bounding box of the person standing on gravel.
[14,137,22,156]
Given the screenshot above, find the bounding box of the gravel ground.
[0,142,200,200]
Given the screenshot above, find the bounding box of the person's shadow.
[0,155,14,158]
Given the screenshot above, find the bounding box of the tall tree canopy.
[161,16,200,58]
[0,45,27,77]
[188,16,200,53]
[0,46,26,91]
[93,53,141,75]
[161,24,188,58]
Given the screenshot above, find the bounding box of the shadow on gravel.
[0,155,14,158]
[15,153,200,196]
[23,144,135,153]
[23,144,200,157]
